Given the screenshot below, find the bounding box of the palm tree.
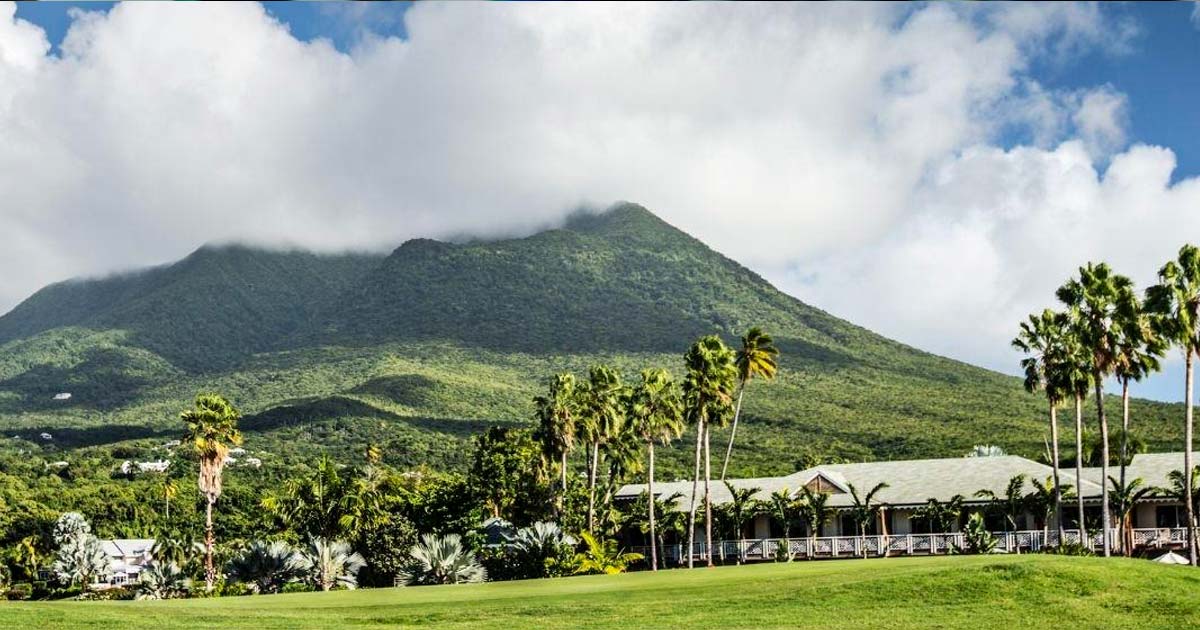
[976,474,1028,551]
[1111,297,1165,501]
[227,541,299,594]
[1057,314,1094,542]
[795,486,834,556]
[573,532,643,575]
[151,534,193,571]
[913,495,965,533]
[721,482,762,564]
[137,561,190,599]
[628,368,684,571]
[682,335,738,568]
[1013,309,1071,544]
[398,534,486,586]
[1058,263,1138,557]
[1146,244,1200,565]
[578,365,625,535]
[768,488,797,560]
[534,373,580,518]
[161,477,178,522]
[1107,476,1154,557]
[846,482,889,557]
[1026,477,1074,544]
[181,393,243,592]
[293,538,366,591]
[720,327,779,480]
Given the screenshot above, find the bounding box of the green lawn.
[5,555,1200,629]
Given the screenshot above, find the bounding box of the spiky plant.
[397,534,486,586]
[292,538,365,591]
[137,562,190,600]
[227,540,299,594]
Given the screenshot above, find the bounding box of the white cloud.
[2,1,1193,398]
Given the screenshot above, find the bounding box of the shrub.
[6,583,32,601]
[1043,541,1093,556]
[397,534,487,586]
[79,587,135,601]
[507,522,577,579]
[573,533,643,575]
[281,581,313,593]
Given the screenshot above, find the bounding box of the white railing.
[641,528,1191,564]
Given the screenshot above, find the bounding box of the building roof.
[1107,452,1200,492]
[101,539,155,559]
[616,454,1108,511]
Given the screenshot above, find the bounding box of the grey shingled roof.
[616,454,1107,511]
[1110,452,1200,492]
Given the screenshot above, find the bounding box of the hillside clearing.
[5,555,1199,630]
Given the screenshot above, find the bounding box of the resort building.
[99,539,155,587]
[615,452,1197,562]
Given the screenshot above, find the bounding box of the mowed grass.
[5,555,1200,630]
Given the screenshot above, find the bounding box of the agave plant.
[397,534,487,586]
[137,562,191,600]
[226,540,299,594]
[291,538,365,592]
[573,532,643,575]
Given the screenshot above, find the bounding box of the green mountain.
[0,203,1184,476]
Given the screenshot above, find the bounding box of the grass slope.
[5,555,1200,629]
[0,204,1187,475]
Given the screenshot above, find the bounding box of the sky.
[2,2,1200,402]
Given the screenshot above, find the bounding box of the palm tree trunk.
[1094,376,1112,557]
[704,423,714,568]
[587,442,599,534]
[1074,393,1086,547]
[559,451,568,518]
[720,382,747,481]
[1049,401,1065,546]
[1185,350,1196,566]
[687,421,703,569]
[648,442,658,572]
[204,494,215,592]
[1119,378,1130,556]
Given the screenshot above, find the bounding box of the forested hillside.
[0,204,1185,479]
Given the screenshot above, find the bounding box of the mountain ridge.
[0,203,1185,474]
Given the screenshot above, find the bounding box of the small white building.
[242,457,262,469]
[52,392,72,401]
[40,432,52,441]
[100,539,155,587]
[120,460,171,475]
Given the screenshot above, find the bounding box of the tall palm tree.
[1111,297,1164,498]
[161,477,178,522]
[1107,476,1154,557]
[1146,244,1200,565]
[628,368,684,571]
[1057,313,1094,542]
[181,393,243,592]
[846,482,889,557]
[913,495,965,533]
[682,335,738,568]
[534,373,580,518]
[1013,309,1071,544]
[578,365,625,535]
[720,327,779,481]
[1057,263,1137,557]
